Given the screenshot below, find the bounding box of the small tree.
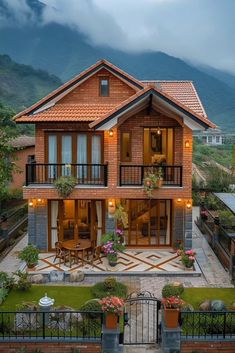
[0,103,19,206]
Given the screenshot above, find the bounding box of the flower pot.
[105,312,118,329]
[164,307,180,328]
[108,260,117,267]
[27,263,37,269]
[157,178,163,188]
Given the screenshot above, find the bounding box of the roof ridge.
[141,80,193,82]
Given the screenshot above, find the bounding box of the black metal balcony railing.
[26,163,108,186]
[0,310,103,341]
[119,165,182,187]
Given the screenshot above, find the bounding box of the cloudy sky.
[1,0,235,73]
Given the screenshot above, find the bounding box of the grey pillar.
[105,210,116,233]
[184,206,192,249]
[102,326,123,353]
[161,317,181,353]
[28,203,48,250]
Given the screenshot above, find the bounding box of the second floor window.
[100,78,109,96]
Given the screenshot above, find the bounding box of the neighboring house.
[9,135,35,190]
[194,128,225,145]
[14,60,215,251]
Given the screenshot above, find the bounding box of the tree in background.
[0,103,19,204]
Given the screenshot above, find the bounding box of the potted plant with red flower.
[100,296,125,329]
[162,296,185,328]
[179,249,196,269]
[143,168,163,198]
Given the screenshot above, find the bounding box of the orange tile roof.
[90,86,216,129]
[142,81,207,118]
[16,103,117,122]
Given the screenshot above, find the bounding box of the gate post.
[161,313,181,353]
[102,325,123,353]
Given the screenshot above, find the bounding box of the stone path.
[0,234,28,273]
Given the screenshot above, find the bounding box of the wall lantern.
[109,129,114,137]
[108,199,115,216]
[185,140,190,148]
[177,198,182,203]
[28,200,33,207]
[186,200,192,209]
[37,199,42,202]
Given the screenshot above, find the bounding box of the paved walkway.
[0,234,28,273]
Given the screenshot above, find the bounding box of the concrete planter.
[164,307,180,328]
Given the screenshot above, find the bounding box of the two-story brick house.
[14,60,215,251]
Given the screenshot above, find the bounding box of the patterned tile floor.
[29,249,198,274]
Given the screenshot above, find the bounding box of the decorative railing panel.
[119,165,182,187]
[26,164,108,187]
[0,310,103,342]
[181,311,235,339]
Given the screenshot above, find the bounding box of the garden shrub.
[0,287,9,305]
[91,279,128,299]
[162,283,184,298]
[79,299,102,333]
[80,299,101,319]
[13,271,31,291]
[0,271,15,290]
[103,277,117,291]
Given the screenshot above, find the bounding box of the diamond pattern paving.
[29,250,197,274]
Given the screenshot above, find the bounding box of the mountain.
[0,0,235,130]
[0,54,61,112]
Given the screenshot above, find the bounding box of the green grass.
[181,288,235,309]
[0,285,93,311]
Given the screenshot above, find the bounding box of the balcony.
[119,165,182,187]
[26,163,108,186]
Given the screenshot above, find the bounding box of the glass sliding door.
[61,135,72,176]
[125,200,171,246]
[48,135,57,179]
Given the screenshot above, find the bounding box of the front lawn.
[181,287,235,309]
[0,285,93,311]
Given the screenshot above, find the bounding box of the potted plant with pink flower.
[179,249,196,269]
[100,296,124,329]
[162,296,185,328]
[102,230,125,266]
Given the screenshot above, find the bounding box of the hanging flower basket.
[143,168,163,198]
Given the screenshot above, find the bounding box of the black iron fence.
[181,311,235,340]
[0,310,103,342]
[119,165,182,187]
[26,163,108,187]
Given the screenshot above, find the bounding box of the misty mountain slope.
[0,54,61,111]
[0,0,235,129]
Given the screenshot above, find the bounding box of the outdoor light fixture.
[108,201,114,207]
[177,198,182,203]
[186,200,192,209]
[37,199,42,202]
[156,126,161,135]
[28,200,33,207]
[185,140,190,148]
[109,129,114,137]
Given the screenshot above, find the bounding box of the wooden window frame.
[45,131,104,165]
[121,131,132,162]
[99,77,110,97]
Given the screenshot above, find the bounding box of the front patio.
[26,249,201,275]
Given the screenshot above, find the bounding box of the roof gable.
[90,86,216,130]
[14,59,144,121]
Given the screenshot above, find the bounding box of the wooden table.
[62,239,92,268]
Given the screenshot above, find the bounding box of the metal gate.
[123,291,161,345]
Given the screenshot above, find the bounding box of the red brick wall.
[28,108,192,201]
[181,340,235,353]
[10,146,35,190]
[60,68,136,105]
[0,342,101,353]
